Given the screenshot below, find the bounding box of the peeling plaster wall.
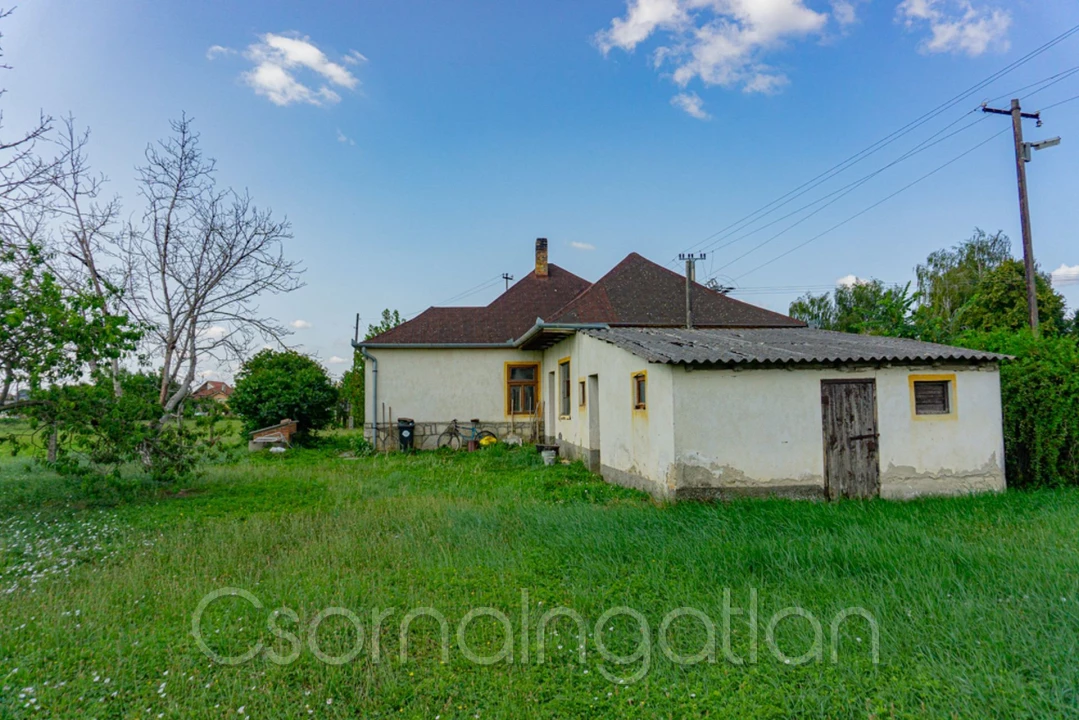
[671,363,1005,499]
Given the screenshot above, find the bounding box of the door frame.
[820,378,881,499]
[587,373,600,473]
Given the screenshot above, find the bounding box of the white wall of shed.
[671,363,1005,497]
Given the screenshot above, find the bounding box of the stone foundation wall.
[365,420,544,451]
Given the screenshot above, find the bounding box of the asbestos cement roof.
[582,327,1006,366]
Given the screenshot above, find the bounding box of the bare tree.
[124,115,303,416]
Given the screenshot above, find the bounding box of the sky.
[4,0,1078,379]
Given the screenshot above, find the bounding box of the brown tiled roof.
[366,264,592,344]
[191,380,233,398]
[552,253,804,328]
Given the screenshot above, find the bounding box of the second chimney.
[535,238,549,277]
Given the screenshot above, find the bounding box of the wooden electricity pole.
[679,253,705,329]
[982,99,1042,334]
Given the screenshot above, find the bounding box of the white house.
[357,239,1006,501]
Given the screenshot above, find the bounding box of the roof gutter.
[512,320,609,347]
[353,341,516,349]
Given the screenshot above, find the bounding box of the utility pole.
[502,273,514,291]
[981,99,1049,334]
[679,253,705,329]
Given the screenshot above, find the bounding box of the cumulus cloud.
[671,91,711,118]
[200,325,228,339]
[290,319,312,329]
[897,0,1010,56]
[595,0,829,94]
[836,274,867,287]
[1050,263,1079,287]
[220,33,361,107]
[328,355,348,364]
[570,241,597,251]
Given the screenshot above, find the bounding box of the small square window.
[914,380,950,415]
[633,373,647,410]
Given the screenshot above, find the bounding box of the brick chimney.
[535,238,549,277]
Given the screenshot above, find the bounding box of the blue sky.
[5,0,1078,377]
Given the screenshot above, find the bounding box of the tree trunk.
[47,424,58,463]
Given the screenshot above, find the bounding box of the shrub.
[230,349,337,441]
[959,330,1079,487]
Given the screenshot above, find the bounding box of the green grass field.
[0,431,1077,718]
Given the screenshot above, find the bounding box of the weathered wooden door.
[820,380,880,499]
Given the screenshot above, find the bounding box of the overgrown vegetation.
[790,229,1079,488]
[1,445,1076,718]
[230,349,337,439]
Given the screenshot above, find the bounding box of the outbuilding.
[357,240,1006,500]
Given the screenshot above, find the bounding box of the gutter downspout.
[359,346,378,451]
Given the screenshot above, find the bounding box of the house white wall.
[671,364,1005,499]
[541,334,676,495]
[362,347,543,446]
[364,338,1005,501]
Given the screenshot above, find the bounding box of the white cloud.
[200,325,228,339]
[235,32,361,106]
[897,0,1011,56]
[206,45,235,60]
[595,0,829,94]
[328,355,348,364]
[831,0,857,27]
[570,241,597,251]
[1050,263,1079,287]
[836,274,867,287]
[343,50,368,65]
[290,319,312,329]
[336,128,356,145]
[671,91,711,119]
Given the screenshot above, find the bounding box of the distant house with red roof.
[356,239,1006,502]
[191,380,234,404]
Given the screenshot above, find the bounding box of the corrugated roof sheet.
[582,327,1006,366]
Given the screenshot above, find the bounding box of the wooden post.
[1009,99,1040,335]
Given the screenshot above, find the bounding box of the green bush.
[230,349,337,441]
[959,330,1079,487]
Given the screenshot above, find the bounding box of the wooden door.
[820,380,880,499]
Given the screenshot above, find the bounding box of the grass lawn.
[0,437,1077,718]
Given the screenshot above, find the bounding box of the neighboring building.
[356,239,1006,501]
[191,380,234,404]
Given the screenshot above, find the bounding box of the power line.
[1039,93,1079,111]
[668,22,1079,267]
[403,274,503,318]
[986,65,1079,104]
[733,127,1011,281]
[708,114,990,271]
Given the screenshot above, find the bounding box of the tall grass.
[0,445,1076,718]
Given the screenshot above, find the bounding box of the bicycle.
[437,418,497,450]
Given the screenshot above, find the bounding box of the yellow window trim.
[558,356,572,419]
[631,369,648,414]
[504,361,541,417]
[908,372,958,421]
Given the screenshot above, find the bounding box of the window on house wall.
[578,380,586,407]
[633,372,647,410]
[507,364,539,415]
[559,359,571,417]
[913,380,951,415]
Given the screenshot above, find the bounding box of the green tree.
[959,330,1079,487]
[913,229,1012,339]
[789,280,916,337]
[230,349,337,439]
[956,259,1067,335]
